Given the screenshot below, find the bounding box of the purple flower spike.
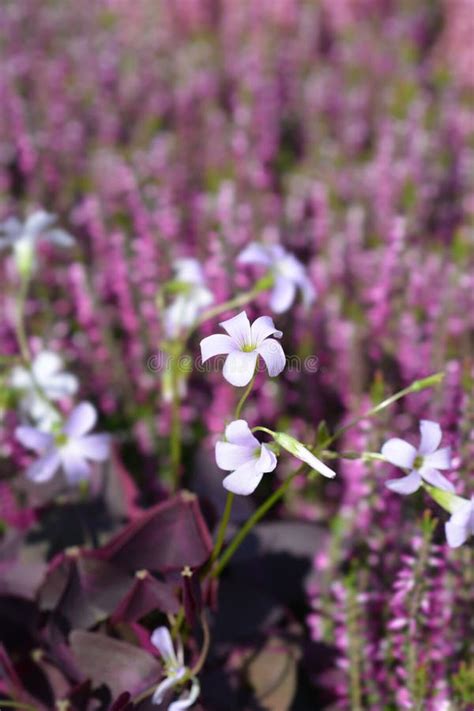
[445,495,474,548]
[15,401,110,485]
[381,420,453,495]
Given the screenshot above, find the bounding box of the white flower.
[215,420,277,495]
[445,495,474,548]
[0,210,75,275]
[151,627,200,710]
[238,243,316,313]
[200,311,286,387]
[164,259,213,338]
[11,351,78,430]
[15,402,110,485]
[381,420,453,495]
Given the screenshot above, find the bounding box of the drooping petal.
[169,677,201,711]
[445,519,470,548]
[26,450,61,483]
[269,276,296,314]
[423,446,451,470]
[200,334,236,363]
[64,402,97,438]
[225,419,259,448]
[418,420,442,455]
[151,627,177,666]
[256,444,277,473]
[420,467,454,492]
[238,243,272,266]
[272,432,336,478]
[219,311,252,349]
[222,350,257,387]
[15,425,53,453]
[215,442,254,471]
[61,450,91,484]
[223,459,265,495]
[250,315,282,345]
[78,434,111,461]
[450,499,473,527]
[24,210,56,236]
[381,438,417,469]
[151,674,181,705]
[385,471,421,495]
[256,339,286,377]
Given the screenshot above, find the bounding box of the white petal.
[299,274,317,307]
[63,402,97,438]
[15,426,52,453]
[219,311,252,349]
[46,228,75,247]
[200,334,235,363]
[10,365,32,389]
[225,419,259,447]
[174,258,204,285]
[418,420,442,455]
[194,286,214,309]
[26,450,61,483]
[423,446,451,470]
[32,351,62,380]
[385,471,421,495]
[215,442,254,471]
[450,499,473,527]
[269,277,296,313]
[24,210,56,236]
[222,350,257,387]
[44,372,79,399]
[256,339,286,377]
[381,438,417,469]
[272,432,336,478]
[77,434,111,461]
[256,444,277,473]
[250,316,282,345]
[152,675,180,705]
[0,216,21,238]
[61,450,91,484]
[237,243,272,266]
[419,467,454,492]
[445,520,469,548]
[223,460,265,496]
[151,627,177,665]
[169,677,201,711]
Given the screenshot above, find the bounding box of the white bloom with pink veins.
[15,402,110,485]
[215,420,277,495]
[381,420,453,495]
[238,242,316,313]
[445,495,474,548]
[200,311,286,387]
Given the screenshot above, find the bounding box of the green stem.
[212,467,302,577]
[0,702,39,711]
[209,492,234,566]
[235,372,256,419]
[323,372,445,448]
[192,275,274,333]
[169,345,184,490]
[15,274,32,362]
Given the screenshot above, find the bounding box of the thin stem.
[209,492,234,567]
[323,372,445,448]
[235,372,256,419]
[170,362,182,489]
[192,276,273,333]
[0,702,39,711]
[212,466,302,577]
[191,612,211,676]
[15,274,32,362]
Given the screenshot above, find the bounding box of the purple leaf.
[111,570,180,623]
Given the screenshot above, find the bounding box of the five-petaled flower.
[151,626,200,710]
[164,258,214,338]
[10,350,78,430]
[381,420,453,494]
[445,495,474,548]
[215,419,277,495]
[200,311,286,387]
[15,402,110,485]
[0,210,75,275]
[238,242,316,313]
